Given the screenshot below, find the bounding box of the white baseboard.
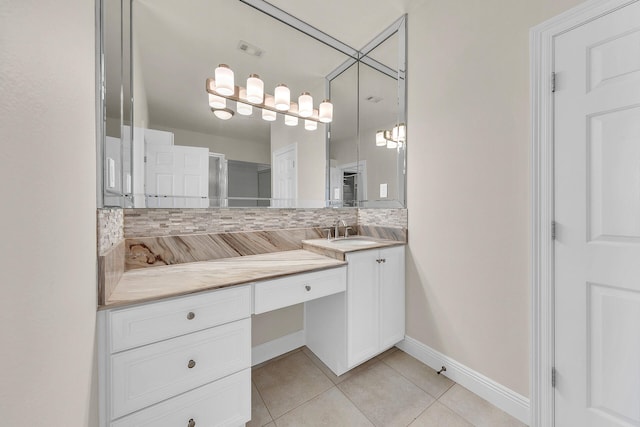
[397,336,530,425]
[252,330,306,366]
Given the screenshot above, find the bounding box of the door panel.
[554,2,640,425]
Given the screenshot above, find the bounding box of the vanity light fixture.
[211,107,234,120]
[205,65,332,129]
[375,130,387,146]
[214,64,234,96]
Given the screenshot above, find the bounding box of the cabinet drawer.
[108,285,251,352]
[111,368,251,427]
[110,318,250,419]
[254,267,346,314]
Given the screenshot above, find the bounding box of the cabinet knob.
[381,258,386,263]
[305,285,311,291]
[187,312,195,320]
[188,359,196,369]
[187,418,196,427]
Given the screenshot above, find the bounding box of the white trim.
[529,1,638,426]
[397,336,530,425]
[251,330,306,367]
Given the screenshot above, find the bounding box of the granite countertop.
[101,249,346,309]
[301,237,406,261]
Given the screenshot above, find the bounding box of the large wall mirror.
[99,0,406,208]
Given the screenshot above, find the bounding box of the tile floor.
[248,347,526,427]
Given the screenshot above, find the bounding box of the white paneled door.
[554,1,640,425]
[272,143,297,208]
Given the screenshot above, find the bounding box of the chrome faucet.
[334,219,347,239]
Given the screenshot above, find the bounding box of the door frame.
[530,0,638,425]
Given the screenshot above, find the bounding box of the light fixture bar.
[206,78,323,123]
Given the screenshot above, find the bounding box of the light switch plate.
[380,183,388,198]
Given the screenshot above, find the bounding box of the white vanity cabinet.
[98,285,252,427]
[306,245,405,375]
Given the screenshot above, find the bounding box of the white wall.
[406,0,585,397]
[155,125,271,164]
[0,1,98,426]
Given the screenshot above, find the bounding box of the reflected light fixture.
[214,64,234,96]
[205,65,333,131]
[274,84,291,111]
[236,88,253,116]
[305,119,317,131]
[392,123,406,143]
[212,108,234,120]
[376,124,406,149]
[262,95,277,121]
[298,92,313,117]
[246,74,264,104]
[285,103,299,126]
[318,99,333,123]
[208,93,226,109]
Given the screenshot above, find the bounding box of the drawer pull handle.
[305,285,311,291]
[188,359,196,369]
[188,418,196,427]
[187,312,195,320]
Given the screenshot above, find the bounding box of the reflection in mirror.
[103,0,345,208]
[100,0,406,208]
[328,16,407,208]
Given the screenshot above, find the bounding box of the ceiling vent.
[365,95,383,103]
[237,40,265,58]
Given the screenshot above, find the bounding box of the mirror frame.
[96,0,407,209]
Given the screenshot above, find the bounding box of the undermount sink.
[328,238,377,246]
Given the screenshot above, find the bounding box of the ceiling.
[105,0,412,145]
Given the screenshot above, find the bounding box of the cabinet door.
[379,246,406,349]
[346,250,380,368]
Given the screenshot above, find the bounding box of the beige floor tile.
[247,381,272,427]
[252,351,334,419]
[409,401,473,427]
[439,384,527,427]
[274,387,374,427]
[263,423,275,427]
[376,346,399,360]
[252,347,303,370]
[383,350,455,398]
[302,346,380,385]
[338,362,435,427]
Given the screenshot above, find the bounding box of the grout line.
[379,350,446,401]
[251,379,276,425]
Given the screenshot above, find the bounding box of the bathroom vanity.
[97,239,404,427]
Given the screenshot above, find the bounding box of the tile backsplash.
[97,208,124,255]
[358,208,408,229]
[123,208,359,238]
